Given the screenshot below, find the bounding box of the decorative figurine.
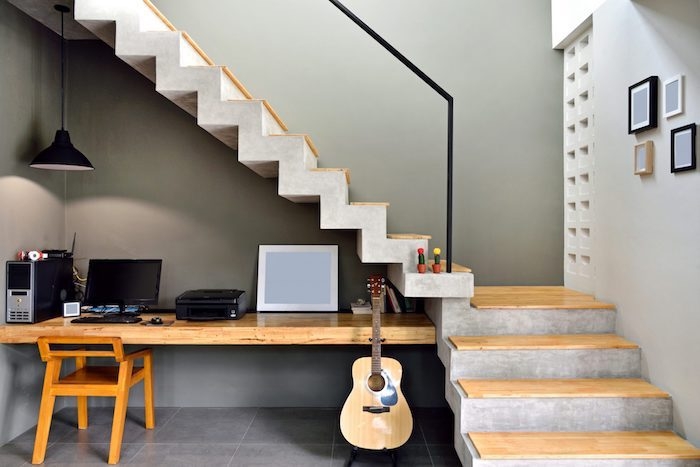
[432,247,441,273]
[417,248,426,273]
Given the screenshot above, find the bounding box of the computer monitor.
[84,259,162,312]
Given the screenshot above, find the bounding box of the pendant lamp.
[30,5,94,171]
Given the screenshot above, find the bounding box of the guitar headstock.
[367,274,385,298]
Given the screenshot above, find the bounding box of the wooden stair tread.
[428,260,471,273]
[459,378,669,398]
[449,334,638,351]
[471,286,615,309]
[311,168,350,184]
[270,134,318,157]
[350,202,390,207]
[387,233,432,240]
[468,431,700,459]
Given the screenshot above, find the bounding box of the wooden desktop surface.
[0,313,436,345]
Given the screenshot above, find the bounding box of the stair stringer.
[73,0,475,296]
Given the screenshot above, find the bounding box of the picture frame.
[256,244,338,312]
[628,76,658,134]
[634,141,654,175]
[671,123,696,173]
[663,74,684,119]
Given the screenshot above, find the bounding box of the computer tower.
[6,259,74,323]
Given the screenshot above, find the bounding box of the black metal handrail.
[328,0,454,273]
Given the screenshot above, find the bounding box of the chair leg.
[32,360,60,464]
[77,396,88,429]
[143,353,155,429]
[75,356,88,429]
[108,361,133,465]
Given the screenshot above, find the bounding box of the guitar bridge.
[362,406,390,414]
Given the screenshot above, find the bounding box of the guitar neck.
[367,275,385,376]
[371,301,382,375]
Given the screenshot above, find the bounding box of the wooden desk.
[0,313,435,345]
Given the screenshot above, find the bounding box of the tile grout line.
[417,417,436,467]
[227,406,259,467]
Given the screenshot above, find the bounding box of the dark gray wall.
[0,0,67,444]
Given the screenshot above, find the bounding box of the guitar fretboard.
[371,302,382,375]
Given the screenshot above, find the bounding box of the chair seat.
[62,366,145,386]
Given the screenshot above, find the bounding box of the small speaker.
[63,302,81,318]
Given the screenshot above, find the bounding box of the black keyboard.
[71,315,142,324]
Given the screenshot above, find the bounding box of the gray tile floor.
[0,406,460,466]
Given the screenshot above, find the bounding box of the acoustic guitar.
[340,275,413,450]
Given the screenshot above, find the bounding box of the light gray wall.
[593,0,700,446]
[0,0,67,444]
[151,0,564,285]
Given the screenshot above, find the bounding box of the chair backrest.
[37,336,125,362]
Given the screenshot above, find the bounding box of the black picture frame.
[628,76,658,134]
[671,123,696,173]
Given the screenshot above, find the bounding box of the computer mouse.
[150,316,163,325]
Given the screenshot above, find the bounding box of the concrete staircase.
[60,0,473,301]
[426,288,700,466]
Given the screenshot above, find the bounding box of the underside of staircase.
[11,1,700,465]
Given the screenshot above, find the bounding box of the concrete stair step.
[270,134,318,157]
[449,378,672,432]
[466,431,700,464]
[446,334,641,379]
[310,167,350,185]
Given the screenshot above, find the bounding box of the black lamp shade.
[30,130,94,171]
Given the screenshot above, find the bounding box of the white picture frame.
[634,141,654,175]
[256,245,338,312]
[663,74,684,119]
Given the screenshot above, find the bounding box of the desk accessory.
[176,289,247,320]
[340,275,413,452]
[62,302,81,318]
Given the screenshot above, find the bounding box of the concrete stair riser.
[320,204,387,232]
[448,347,641,379]
[435,297,615,336]
[446,382,672,432]
[278,166,348,204]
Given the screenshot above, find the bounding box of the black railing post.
[446,97,453,273]
[328,0,454,273]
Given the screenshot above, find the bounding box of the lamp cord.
[60,8,65,130]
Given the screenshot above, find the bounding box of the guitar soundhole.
[367,374,385,392]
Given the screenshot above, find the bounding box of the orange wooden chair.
[32,336,155,464]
